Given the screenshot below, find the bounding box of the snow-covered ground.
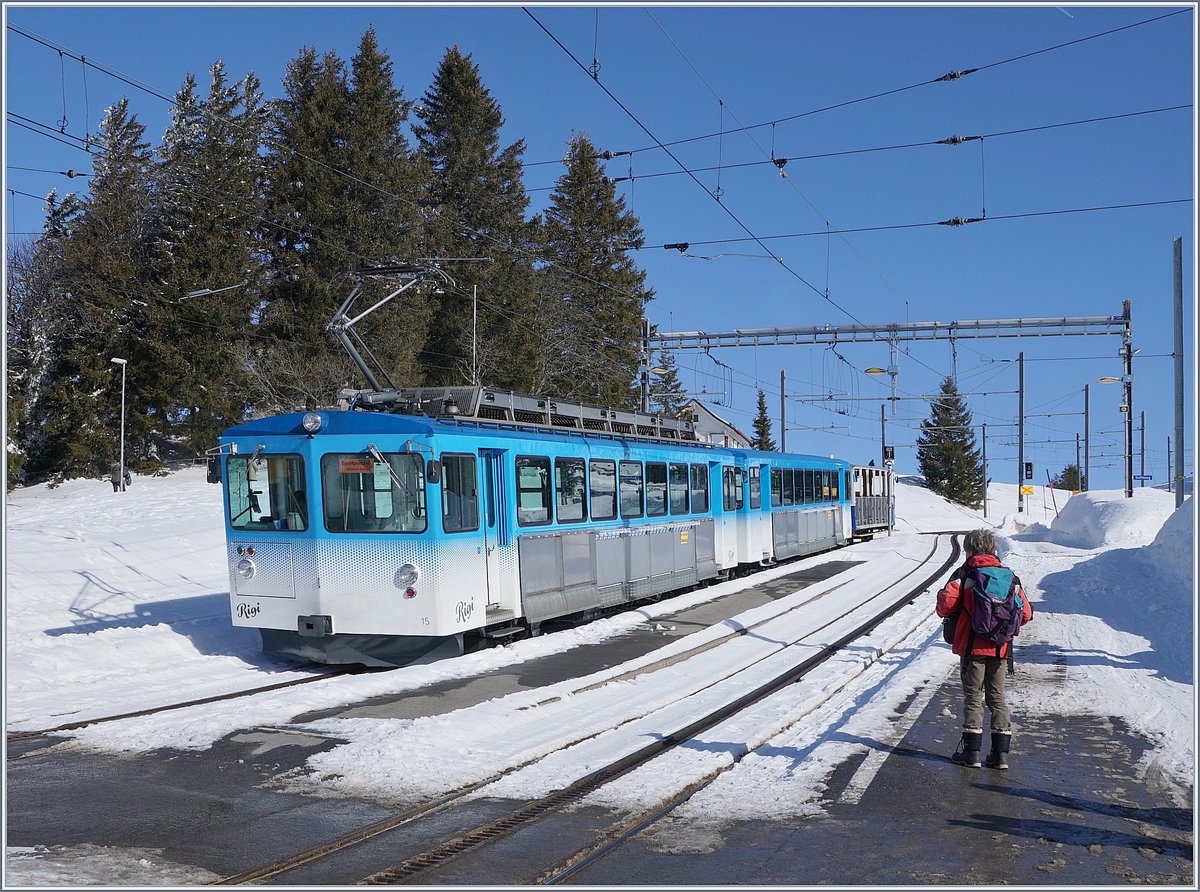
[4,467,1194,885]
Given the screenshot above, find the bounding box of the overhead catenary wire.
[523,8,1190,166]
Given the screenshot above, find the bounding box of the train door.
[480,448,519,618]
[715,461,743,571]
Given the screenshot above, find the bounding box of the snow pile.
[1139,497,1196,590]
[1021,488,1180,550]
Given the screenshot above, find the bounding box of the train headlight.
[396,563,420,588]
[236,558,256,580]
[302,412,323,433]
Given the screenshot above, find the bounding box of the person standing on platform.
[936,529,1033,769]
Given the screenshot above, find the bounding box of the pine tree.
[751,389,777,451]
[916,376,985,508]
[30,100,156,481]
[150,64,269,454]
[338,28,433,389]
[1053,463,1081,491]
[414,47,537,390]
[256,46,358,410]
[649,346,689,418]
[539,133,652,407]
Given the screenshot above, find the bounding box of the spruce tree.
[414,47,537,390]
[256,46,358,410]
[916,376,985,508]
[1053,463,1081,491]
[30,100,156,481]
[751,389,777,451]
[339,28,433,389]
[539,133,652,407]
[649,346,689,418]
[150,64,269,454]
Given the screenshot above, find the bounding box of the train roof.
[220,409,851,468]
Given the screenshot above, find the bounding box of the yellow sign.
[1020,485,1035,495]
[679,530,690,544]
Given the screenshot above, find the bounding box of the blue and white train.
[214,385,894,667]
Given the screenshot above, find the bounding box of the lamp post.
[111,357,127,492]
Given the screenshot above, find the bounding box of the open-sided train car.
[214,386,885,666]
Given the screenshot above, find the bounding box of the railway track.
[214,533,961,886]
[5,667,357,748]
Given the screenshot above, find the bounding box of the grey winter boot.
[986,731,1011,769]
[951,731,983,768]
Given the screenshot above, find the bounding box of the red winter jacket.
[936,553,1033,658]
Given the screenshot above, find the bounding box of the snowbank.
[1018,488,1180,550]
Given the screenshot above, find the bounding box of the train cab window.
[749,466,762,509]
[555,457,587,523]
[845,470,853,499]
[516,456,552,526]
[322,452,426,533]
[782,468,795,506]
[646,462,668,517]
[669,463,690,515]
[590,460,617,521]
[770,468,783,507]
[441,454,480,533]
[690,464,709,514]
[228,454,307,532]
[620,461,644,518]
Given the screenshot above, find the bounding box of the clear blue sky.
[4,3,1195,495]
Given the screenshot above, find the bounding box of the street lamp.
[111,357,127,492]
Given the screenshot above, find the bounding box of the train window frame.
[646,461,668,518]
[228,453,308,532]
[782,467,794,506]
[590,459,617,521]
[770,467,783,508]
[804,468,814,504]
[619,460,644,519]
[321,451,427,534]
[440,452,480,533]
[669,462,690,515]
[749,466,761,510]
[515,455,553,527]
[555,456,587,524]
[690,464,709,514]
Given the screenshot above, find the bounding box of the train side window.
[770,467,782,507]
[822,470,831,501]
[723,467,744,511]
[590,460,617,520]
[620,461,644,518]
[832,470,841,500]
[782,468,794,506]
[804,468,814,504]
[229,454,307,532]
[322,452,425,533]
[555,457,587,523]
[845,470,853,499]
[690,464,709,514]
[749,466,761,509]
[441,453,480,533]
[516,455,552,526]
[646,462,668,517]
[669,462,690,515]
